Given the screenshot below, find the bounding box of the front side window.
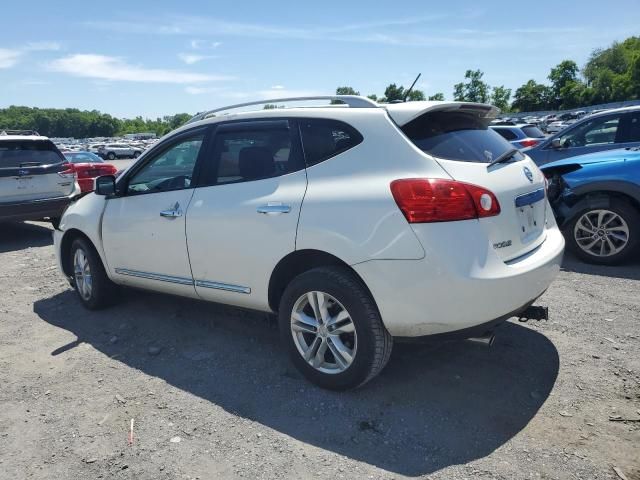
[299,119,363,166]
[127,135,203,194]
[559,114,621,148]
[210,123,301,185]
[402,111,523,163]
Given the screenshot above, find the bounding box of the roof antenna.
[403,73,422,102]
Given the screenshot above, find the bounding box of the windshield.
[64,152,104,164]
[401,110,524,163]
[0,140,64,168]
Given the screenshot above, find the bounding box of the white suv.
[54,96,564,390]
[99,143,143,160]
[0,131,80,227]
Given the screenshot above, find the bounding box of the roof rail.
[186,95,379,125]
[0,129,41,136]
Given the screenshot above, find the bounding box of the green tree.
[490,86,511,111]
[548,60,581,109]
[428,93,445,101]
[367,94,378,101]
[452,70,490,103]
[583,37,640,103]
[335,86,360,96]
[511,80,552,112]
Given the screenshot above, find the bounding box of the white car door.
[101,127,210,298]
[186,119,307,311]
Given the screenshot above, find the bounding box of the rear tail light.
[519,139,539,148]
[390,178,501,223]
[58,163,76,179]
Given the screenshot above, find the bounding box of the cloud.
[24,41,61,51]
[178,53,216,64]
[185,86,323,101]
[190,39,222,49]
[271,85,285,90]
[0,48,21,69]
[48,54,232,83]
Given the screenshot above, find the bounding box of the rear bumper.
[353,222,564,337]
[0,192,78,223]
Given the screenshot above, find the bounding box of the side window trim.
[117,126,211,196]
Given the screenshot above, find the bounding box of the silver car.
[99,143,143,160]
[525,106,640,166]
[490,123,546,149]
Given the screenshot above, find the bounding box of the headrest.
[238,146,275,180]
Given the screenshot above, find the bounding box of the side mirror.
[95,175,116,196]
[550,138,563,149]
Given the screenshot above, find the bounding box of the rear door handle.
[257,204,291,215]
[160,202,182,218]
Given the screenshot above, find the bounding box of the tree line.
[0,106,192,138]
[337,36,640,113]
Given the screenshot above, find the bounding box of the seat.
[238,146,275,180]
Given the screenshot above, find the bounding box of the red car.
[62,152,117,193]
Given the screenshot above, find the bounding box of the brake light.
[390,179,501,223]
[519,139,539,148]
[58,163,76,179]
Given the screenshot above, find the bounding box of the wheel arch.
[559,184,640,228]
[268,249,376,313]
[59,228,99,279]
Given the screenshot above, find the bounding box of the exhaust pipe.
[466,333,495,347]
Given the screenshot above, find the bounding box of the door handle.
[257,204,291,215]
[160,202,182,218]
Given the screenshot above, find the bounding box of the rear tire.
[69,238,118,309]
[566,198,640,265]
[278,267,392,390]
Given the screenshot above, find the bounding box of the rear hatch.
[0,138,75,203]
[390,103,548,261]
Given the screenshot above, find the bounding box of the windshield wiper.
[487,148,519,168]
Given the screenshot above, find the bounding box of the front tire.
[69,238,118,309]
[566,198,640,265]
[278,267,392,390]
[107,152,116,160]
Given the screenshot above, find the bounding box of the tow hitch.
[518,305,549,322]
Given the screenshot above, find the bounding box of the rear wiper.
[487,148,519,168]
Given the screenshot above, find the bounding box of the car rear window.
[521,126,545,138]
[0,140,64,168]
[493,128,518,141]
[64,152,104,163]
[401,111,524,163]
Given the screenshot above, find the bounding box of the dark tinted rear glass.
[0,140,64,168]
[402,111,524,163]
[494,128,517,140]
[521,126,545,138]
[299,119,363,166]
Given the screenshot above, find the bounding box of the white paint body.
[54,100,564,337]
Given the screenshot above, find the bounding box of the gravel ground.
[0,221,638,480]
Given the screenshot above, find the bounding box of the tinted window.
[493,128,517,141]
[0,140,64,168]
[127,135,203,194]
[210,123,302,185]
[559,114,621,147]
[299,119,363,166]
[402,111,524,163]
[64,152,104,163]
[622,111,640,142]
[521,126,545,138]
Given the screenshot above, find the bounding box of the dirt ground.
[1,221,638,480]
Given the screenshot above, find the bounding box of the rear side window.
[299,119,363,166]
[494,128,517,141]
[0,140,64,168]
[521,126,545,138]
[209,121,303,185]
[402,111,524,163]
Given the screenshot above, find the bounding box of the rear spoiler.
[385,102,500,126]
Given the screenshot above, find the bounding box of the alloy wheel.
[74,248,93,301]
[574,209,630,257]
[290,291,357,374]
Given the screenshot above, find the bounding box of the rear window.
[493,128,518,141]
[64,152,104,164]
[521,126,545,138]
[0,140,64,168]
[401,111,524,163]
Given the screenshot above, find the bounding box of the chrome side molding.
[114,268,250,294]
